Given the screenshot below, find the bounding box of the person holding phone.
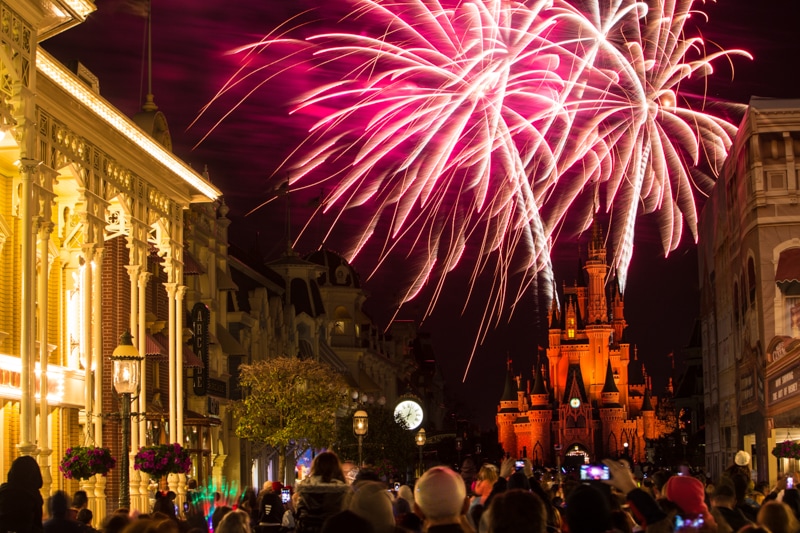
[255,481,285,532]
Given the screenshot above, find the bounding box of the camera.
[515,460,525,471]
[281,488,291,504]
[394,482,400,491]
[579,464,610,481]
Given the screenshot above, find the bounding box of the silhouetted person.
[43,490,82,533]
[0,455,44,533]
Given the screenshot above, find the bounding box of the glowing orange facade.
[496,225,671,465]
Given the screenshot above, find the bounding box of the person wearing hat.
[255,480,285,532]
[414,466,471,532]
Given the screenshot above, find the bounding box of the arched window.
[748,257,757,306]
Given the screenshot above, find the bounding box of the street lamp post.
[353,410,368,467]
[415,428,426,478]
[111,331,143,511]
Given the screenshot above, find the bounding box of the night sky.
[42,0,800,427]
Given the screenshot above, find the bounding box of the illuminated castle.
[496,223,673,465]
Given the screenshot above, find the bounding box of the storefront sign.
[771,368,800,404]
[207,377,227,399]
[191,303,210,396]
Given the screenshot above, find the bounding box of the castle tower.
[599,359,626,457]
[642,385,656,440]
[497,361,520,456]
[585,222,609,325]
[528,362,553,465]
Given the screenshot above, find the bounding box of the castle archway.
[563,443,591,470]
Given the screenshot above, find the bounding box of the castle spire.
[501,360,517,402]
[602,359,619,394]
[642,385,654,411]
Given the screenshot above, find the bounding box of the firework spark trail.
[201,0,751,378]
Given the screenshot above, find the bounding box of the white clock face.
[569,397,581,409]
[394,399,424,430]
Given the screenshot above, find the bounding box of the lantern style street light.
[111,331,143,510]
[415,428,426,477]
[353,410,368,467]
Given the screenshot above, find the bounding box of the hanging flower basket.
[60,446,116,480]
[772,440,800,460]
[134,443,191,479]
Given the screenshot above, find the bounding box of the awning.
[146,332,204,368]
[183,249,205,275]
[183,346,204,368]
[216,323,246,355]
[776,248,800,292]
[145,332,170,358]
[216,267,239,291]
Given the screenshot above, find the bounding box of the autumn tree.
[232,356,348,484]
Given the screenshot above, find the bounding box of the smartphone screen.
[281,488,291,504]
[515,460,525,471]
[788,477,795,489]
[580,464,610,480]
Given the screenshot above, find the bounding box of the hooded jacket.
[295,476,350,533]
[0,455,44,533]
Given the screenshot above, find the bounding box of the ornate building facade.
[497,224,673,465]
[698,97,800,484]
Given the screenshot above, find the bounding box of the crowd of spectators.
[2,449,800,533]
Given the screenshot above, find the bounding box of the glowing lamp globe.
[353,410,368,437]
[111,331,142,395]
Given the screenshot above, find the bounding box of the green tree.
[232,356,348,484]
[336,405,417,481]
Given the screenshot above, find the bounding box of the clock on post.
[394,395,424,430]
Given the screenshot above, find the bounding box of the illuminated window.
[567,318,575,339]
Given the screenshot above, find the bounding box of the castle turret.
[642,386,656,440]
[585,221,609,324]
[497,361,520,456]
[528,362,553,465]
[601,359,620,407]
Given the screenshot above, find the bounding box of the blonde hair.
[478,464,499,485]
[216,509,251,533]
[758,501,799,533]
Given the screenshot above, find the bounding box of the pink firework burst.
[200,0,749,377]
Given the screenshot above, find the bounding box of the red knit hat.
[271,481,283,493]
[663,476,709,517]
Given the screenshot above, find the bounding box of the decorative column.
[212,453,227,490]
[37,221,54,497]
[124,264,141,512]
[176,285,187,509]
[82,245,95,446]
[18,159,38,455]
[91,245,105,519]
[164,282,178,441]
[136,269,151,513]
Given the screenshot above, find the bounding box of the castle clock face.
[394,399,424,430]
[569,397,581,409]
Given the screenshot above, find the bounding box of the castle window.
[567,317,575,339]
